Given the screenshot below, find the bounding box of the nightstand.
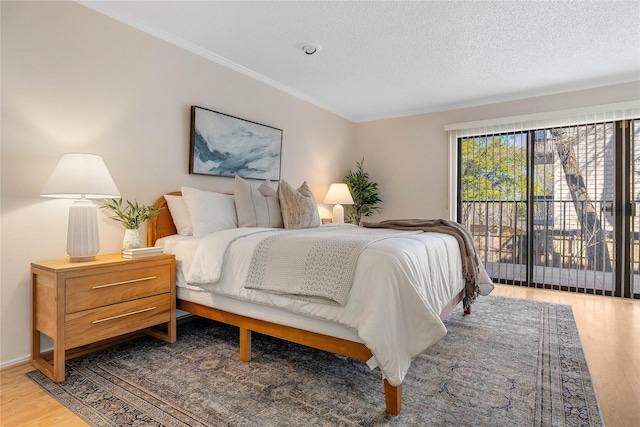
[31,253,176,382]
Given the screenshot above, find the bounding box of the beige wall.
[355,81,640,221]
[0,1,354,366]
[2,1,638,367]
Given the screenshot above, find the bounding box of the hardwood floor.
[0,361,88,427]
[1,285,638,426]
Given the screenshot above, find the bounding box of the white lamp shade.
[323,183,354,205]
[41,153,120,199]
[41,153,120,262]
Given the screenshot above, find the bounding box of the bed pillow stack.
[164,178,321,236]
[181,186,238,237]
[164,194,193,236]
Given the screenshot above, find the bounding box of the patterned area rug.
[27,296,602,426]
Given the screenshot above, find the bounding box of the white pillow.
[234,176,283,228]
[278,180,320,229]
[164,195,193,236]
[181,186,238,237]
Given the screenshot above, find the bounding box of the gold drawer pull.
[92,276,157,289]
[92,307,157,324]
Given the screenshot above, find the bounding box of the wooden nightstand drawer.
[66,264,171,313]
[65,294,171,349]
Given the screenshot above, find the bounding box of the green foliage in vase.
[344,158,382,225]
[100,198,164,230]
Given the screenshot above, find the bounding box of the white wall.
[0,1,355,366]
[355,81,640,221]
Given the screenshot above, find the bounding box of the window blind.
[447,101,640,216]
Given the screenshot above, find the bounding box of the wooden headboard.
[147,191,181,247]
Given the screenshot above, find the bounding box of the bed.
[147,187,486,415]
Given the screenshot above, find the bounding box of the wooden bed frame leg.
[239,327,252,362]
[383,379,402,415]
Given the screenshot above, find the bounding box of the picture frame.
[189,106,283,180]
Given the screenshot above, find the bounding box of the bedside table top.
[31,253,175,272]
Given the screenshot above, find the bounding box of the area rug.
[27,296,602,426]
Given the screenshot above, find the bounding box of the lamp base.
[66,199,100,262]
[332,204,345,224]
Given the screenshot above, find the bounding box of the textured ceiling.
[79,1,640,122]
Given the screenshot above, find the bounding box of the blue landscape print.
[191,107,282,180]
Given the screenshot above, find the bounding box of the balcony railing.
[461,200,640,296]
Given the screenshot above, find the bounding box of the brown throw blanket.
[363,219,481,311]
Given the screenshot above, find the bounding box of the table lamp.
[323,183,354,224]
[41,153,121,262]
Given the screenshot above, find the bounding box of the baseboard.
[0,355,32,370]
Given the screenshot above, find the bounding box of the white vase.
[123,229,141,250]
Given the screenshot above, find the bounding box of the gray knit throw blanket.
[244,227,415,306]
[363,219,481,311]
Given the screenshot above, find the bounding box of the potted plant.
[100,198,164,249]
[344,158,382,225]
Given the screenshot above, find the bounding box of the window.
[447,103,639,298]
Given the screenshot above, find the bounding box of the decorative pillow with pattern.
[234,176,283,228]
[278,180,320,229]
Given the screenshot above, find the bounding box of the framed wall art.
[189,106,283,180]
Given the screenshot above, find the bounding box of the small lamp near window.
[41,153,120,262]
[323,183,354,224]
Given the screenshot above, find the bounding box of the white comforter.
[161,225,465,386]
